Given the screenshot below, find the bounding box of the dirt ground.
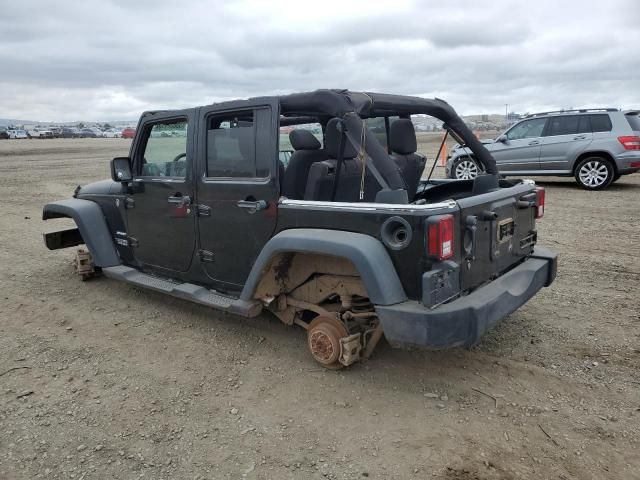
[1,138,639,480]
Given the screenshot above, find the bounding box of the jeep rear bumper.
[375,246,557,349]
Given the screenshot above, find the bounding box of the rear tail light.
[617,135,640,151]
[427,214,454,260]
[535,186,545,219]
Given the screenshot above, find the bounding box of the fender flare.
[43,198,120,267]
[240,229,407,306]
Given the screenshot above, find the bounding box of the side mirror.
[496,135,508,143]
[111,157,132,182]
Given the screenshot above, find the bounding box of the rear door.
[126,111,196,272]
[195,98,280,293]
[490,118,547,172]
[539,115,593,172]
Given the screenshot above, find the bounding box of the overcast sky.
[1,0,639,121]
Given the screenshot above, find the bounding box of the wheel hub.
[579,161,608,187]
[309,329,338,363]
[307,316,349,368]
[456,160,478,180]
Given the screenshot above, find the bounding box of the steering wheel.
[173,152,187,162]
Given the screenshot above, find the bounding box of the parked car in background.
[88,127,104,137]
[447,108,640,190]
[79,128,98,138]
[0,129,9,140]
[121,127,136,139]
[8,129,28,139]
[50,127,63,138]
[59,127,81,138]
[102,128,122,138]
[28,127,54,139]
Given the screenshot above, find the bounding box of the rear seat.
[304,117,426,202]
[304,118,381,202]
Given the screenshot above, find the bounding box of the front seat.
[389,118,426,199]
[281,129,327,199]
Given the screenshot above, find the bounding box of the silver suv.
[446,109,640,189]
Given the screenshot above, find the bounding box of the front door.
[490,117,547,172]
[195,99,280,293]
[126,111,196,272]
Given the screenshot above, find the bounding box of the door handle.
[527,140,540,146]
[168,195,191,206]
[573,135,586,140]
[237,199,268,213]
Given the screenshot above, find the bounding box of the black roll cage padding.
[330,120,348,201]
[279,90,499,176]
[279,115,319,126]
[384,116,392,152]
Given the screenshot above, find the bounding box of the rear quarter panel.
[274,201,459,300]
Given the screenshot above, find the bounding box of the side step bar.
[102,266,262,317]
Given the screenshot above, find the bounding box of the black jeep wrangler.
[43,90,556,369]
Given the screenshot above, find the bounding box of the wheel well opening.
[454,155,482,169]
[43,213,86,251]
[574,151,617,175]
[252,252,372,326]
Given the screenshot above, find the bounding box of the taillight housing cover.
[426,214,455,260]
[618,135,640,150]
[535,186,545,219]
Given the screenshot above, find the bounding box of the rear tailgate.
[456,182,539,291]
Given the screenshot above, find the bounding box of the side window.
[206,108,270,178]
[590,114,613,132]
[505,118,546,140]
[140,119,188,177]
[545,115,590,136]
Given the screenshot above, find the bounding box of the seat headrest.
[325,118,357,159]
[389,118,417,155]
[289,129,321,151]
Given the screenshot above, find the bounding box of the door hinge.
[196,204,211,217]
[127,236,139,248]
[125,197,135,209]
[198,249,215,262]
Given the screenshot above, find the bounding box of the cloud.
[0,0,638,121]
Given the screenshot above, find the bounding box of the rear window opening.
[625,112,640,132]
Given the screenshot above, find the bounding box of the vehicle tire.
[451,157,480,180]
[574,156,614,190]
[611,173,621,183]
